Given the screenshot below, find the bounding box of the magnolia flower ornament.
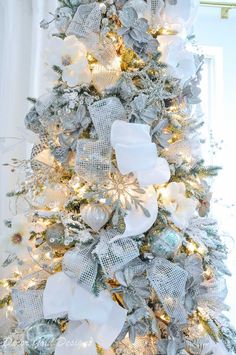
[160,182,198,229]
[43,272,127,354]
[2,215,31,260]
[158,35,196,83]
[46,35,91,87]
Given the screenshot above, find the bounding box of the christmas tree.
[0,0,235,354]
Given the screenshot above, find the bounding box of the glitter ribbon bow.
[43,272,127,355]
[62,230,139,291]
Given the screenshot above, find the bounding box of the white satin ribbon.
[111,120,170,188]
[111,120,170,237]
[43,272,127,354]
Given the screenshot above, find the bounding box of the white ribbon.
[43,272,127,354]
[111,120,170,237]
[111,120,170,188]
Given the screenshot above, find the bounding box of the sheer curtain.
[0,0,57,234]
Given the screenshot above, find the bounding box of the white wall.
[195,6,236,327]
[0,0,57,234]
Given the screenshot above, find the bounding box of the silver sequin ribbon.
[76,97,126,182]
[63,229,139,291]
[147,258,188,324]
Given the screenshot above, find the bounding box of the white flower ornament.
[46,35,91,87]
[160,182,198,229]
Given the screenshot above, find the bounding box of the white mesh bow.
[11,271,47,328]
[66,3,102,38]
[147,258,188,324]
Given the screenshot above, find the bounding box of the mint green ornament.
[150,228,182,258]
[25,320,61,355]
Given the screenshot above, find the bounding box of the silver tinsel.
[11,272,48,329]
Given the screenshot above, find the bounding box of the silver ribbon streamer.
[94,230,140,277]
[63,229,139,290]
[147,0,164,27]
[76,139,112,182]
[89,97,126,142]
[147,258,188,324]
[66,3,102,38]
[11,271,48,328]
[63,243,98,292]
[76,97,126,182]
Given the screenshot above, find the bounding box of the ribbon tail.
[43,272,75,319]
[123,186,158,237]
[89,302,127,350]
[55,322,97,355]
[136,157,171,187]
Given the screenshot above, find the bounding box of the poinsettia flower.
[46,35,91,87]
[118,7,158,58]
[160,182,198,229]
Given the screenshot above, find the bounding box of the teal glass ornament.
[25,320,61,355]
[150,228,182,258]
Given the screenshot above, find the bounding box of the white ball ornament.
[80,203,111,232]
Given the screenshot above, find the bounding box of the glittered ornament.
[80,203,111,232]
[45,223,66,249]
[150,228,182,258]
[25,320,61,355]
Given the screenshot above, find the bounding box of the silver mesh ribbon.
[147,258,188,324]
[86,36,117,66]
[76,139,111,182]
[63,230,139,289]
[147,0,164,27]
[63,244,98,292]
[76,97,126,182]
[89,97,126,142]
[94,230,140,277]
[66,3,102,38]
[11,271,48,328]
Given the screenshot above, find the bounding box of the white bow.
[43,272,127,354]
[111,120,170,188]
[111,120,170,237]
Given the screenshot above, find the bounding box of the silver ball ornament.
[45,223,65,249]
[80,203,111,232]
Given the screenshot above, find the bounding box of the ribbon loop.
[147,258,188,324]
[111,120,170,187]
[67,3,102,38]
[43,272,127,354]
